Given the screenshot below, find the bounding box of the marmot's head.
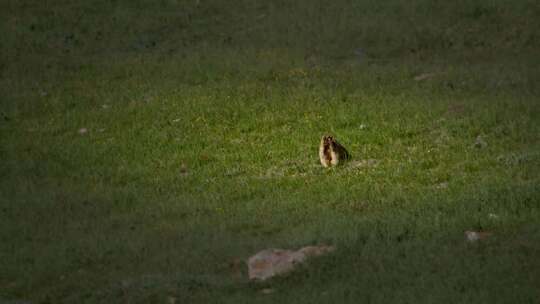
[322,135,334,144]
[323,136,337,148]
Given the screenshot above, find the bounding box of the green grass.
[1,1,540,303]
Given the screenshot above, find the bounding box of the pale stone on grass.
[465,231,493,242]
[247,245,335,281]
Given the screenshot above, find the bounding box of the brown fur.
[319,135,350,167]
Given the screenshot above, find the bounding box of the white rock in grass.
[78,128,88,134]
[247,245,335,281]
[465,230,492,242]
[247,249,301,281]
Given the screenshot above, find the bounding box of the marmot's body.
[319,135,350,167]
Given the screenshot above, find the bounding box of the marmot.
[319,135,350,167]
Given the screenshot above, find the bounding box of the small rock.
[488,213,499,219]
[78,128,88,134]
[247,245,335,281]
[247,249,301,281]
[465,230,492,242]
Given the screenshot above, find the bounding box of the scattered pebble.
[78,128,88,134]
[465,230,492,242]
[247,245,335,281]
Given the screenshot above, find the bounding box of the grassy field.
[1,0,540,303]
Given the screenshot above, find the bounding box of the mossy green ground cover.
[1,1,539,303]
